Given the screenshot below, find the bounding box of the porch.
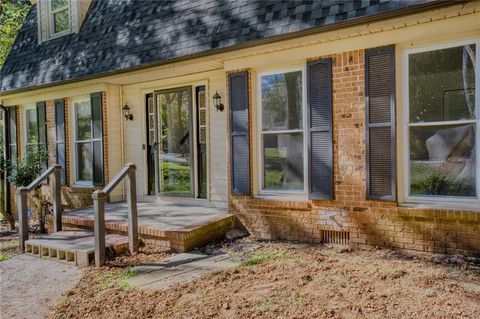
[60,200,234,252]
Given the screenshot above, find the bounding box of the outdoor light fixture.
[212,91,224,112]
[122,103,133,121]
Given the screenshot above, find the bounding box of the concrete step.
[25,230,129,267]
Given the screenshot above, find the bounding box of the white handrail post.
[51,164,62,232]
[126,163,139,254]
[17,187,29,252]
[93,190,106,267]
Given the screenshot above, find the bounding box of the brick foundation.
[229,49,480,258]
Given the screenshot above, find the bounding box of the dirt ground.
[54,239,480,319]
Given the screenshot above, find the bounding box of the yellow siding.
[1,2,478,205]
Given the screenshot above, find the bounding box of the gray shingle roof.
[1,0,437,93]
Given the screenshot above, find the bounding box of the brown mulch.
[54,241,480,319]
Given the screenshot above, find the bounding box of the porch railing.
[93,163,139,267]
[17,164,62,251]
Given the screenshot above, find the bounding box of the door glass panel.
[157,88,192,195]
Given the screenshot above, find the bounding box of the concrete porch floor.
[61,201,235,252]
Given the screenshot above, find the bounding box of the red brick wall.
[229,49,480,258]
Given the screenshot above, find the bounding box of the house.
[0,0,479,257]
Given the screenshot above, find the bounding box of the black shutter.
[6,106,18,163]
[365,46,396,200]
[55,99,67,185]
[90,92,104,186]
[307,58,333,200]
[228,71,250,196]
[36,101,48,169]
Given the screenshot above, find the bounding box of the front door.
[153,86,193,196]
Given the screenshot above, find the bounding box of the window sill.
[399,201,480,212]
[255,193,308,202]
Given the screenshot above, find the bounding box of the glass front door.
[154,87,193,196]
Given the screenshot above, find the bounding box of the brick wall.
[229,49,480,258]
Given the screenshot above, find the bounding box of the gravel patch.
[0,254,82,319]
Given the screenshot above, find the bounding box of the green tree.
[0,0,31,67]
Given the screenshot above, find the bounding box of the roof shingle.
[1,0,436,93]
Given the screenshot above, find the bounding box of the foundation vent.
[321,230,350,245]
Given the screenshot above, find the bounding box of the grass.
[99,267,139,290]
[244,248,297,266]
[0,252,11,262]
[245,253,269,266]
[0,239,18,262]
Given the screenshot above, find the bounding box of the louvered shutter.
[307,58,333,200]
[36,101,48,169]
[55,99,67,185]
[90,92,104,186]
[365,46,396,200]
[228,71,250,196]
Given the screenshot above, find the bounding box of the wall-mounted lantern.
[122,103,133,121]
[212,91,224,112]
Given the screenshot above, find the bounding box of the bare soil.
[54,240,480,319]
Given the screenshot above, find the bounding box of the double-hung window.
[258,69,307,194]
[49,0,70,36]
[404,40,479,205]
[73,98,100,185]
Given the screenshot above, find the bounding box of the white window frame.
[256,67,308,196]
[48,0,71,38]
[402,38,480,207]
[23,106,38,151]
[72,97,99,186]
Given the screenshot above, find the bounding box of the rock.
[225,229,248,241]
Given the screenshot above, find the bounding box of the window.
[7,108,18,164]
[404,40,479,203]
[74,98,100,185]
[24,108,38,149]
[49,0,70,35]
[258,69,306,193]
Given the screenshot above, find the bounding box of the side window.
[259,70,305,193]
[73,94,103,186]
[24,108,39,149]
[406,42,479,202]
[74,99,94,184]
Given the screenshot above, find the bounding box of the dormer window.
[37,0,92,43]
[50,0,70,35]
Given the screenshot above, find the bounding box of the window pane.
[25,109,38,144]
[76,142,92,181]
[409,44,476,122]
[52,0,68,10]
[261,71,303,131]
[53,9,69,33]
[410,124,476,197]
[263,133,303,190]
[75,100,91,140]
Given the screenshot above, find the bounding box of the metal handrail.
[17,164,62,251]
[93,163,139,267]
